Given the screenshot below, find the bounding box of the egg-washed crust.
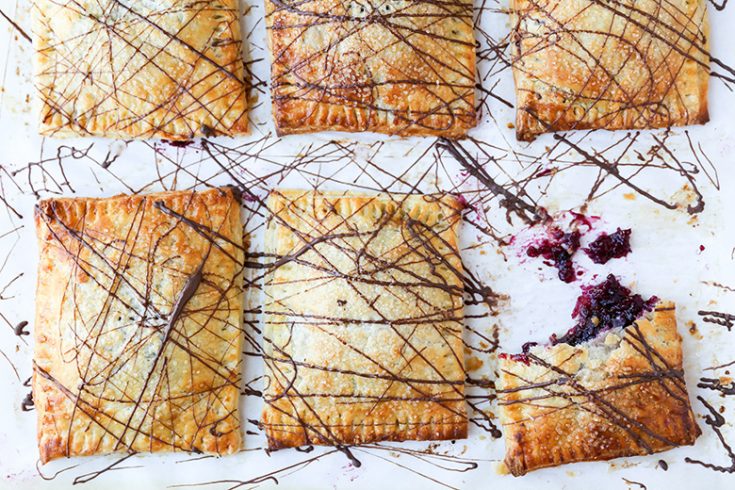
[261,189,468,449]
[511,0,710,141]
[33,187,244,463]
[265,0,476,138]
[32,0,248,140]
[497,303,700,476]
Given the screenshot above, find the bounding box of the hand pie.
[33,187,244,463]
[497,303,700,476]
[265,0,476,138]
[261,190,468,449]
[510,0,710,141]
[32,0,248,140]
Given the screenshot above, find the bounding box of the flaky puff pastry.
[511,0,710,141]
[266,0,476,138]
[33,187,244,463]
[32,1,248,140]
[497,303,700,476]
[261,190,468,449]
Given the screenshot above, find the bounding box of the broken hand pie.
[497,303,700,476]
[261,190,468,449]
[32,0,249,139]
[33,188,244,462]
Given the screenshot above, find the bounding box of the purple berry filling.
[551,274,657,346]
[526,228,581,283]
[584,228,632,264]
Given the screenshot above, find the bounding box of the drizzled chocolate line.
[438,138,544,224]
[72,453,140,485]
[685,396,735,473]
[0,7,31,42]
[698,377,735,396]
[699,310,735,330]
[14,320,29,336]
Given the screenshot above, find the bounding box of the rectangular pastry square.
[33,187,244,463]
[511,0,710,141]
[32,0,249,139]
[497,303,700,476]
[261,190,468,448]
[265,0,476,137]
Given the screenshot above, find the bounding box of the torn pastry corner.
[497,300,700,476]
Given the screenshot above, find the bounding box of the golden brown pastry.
[265,0,476,138]
[33,187,244,463]
[261,189,468,449]
[497,303,700,476]
[32,0,248,139]
[510,0,710,141]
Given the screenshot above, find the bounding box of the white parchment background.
[0,0,734,488]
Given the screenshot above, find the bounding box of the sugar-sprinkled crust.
[261,189,468,448]
[32,0,249,140]
[33,188,244,463]
[497,303,700,476]
[265,0,476,138]
[511,0,710,141]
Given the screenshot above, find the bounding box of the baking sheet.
[0,0,734,488]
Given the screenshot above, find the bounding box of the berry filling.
[498,342,538,365]
[501,275,658,362]
[552,274,657,346]
[525,228,581,283]
[584,228,632,264]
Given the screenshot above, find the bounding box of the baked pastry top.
[33,187,244,463]
[510,0,710,141]
[497,303,700,476]
[261,189,468,449]
[32,0,248,140]
[265,0,476,138]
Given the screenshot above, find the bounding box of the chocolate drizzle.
[699,310,735,331]
[13,320,29,336]
[0,8,31,42]
[685,397,735,473]
[21,391,34,411]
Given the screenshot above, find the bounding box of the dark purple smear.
[584,228,632,264]
[525,227,581,283]
[498,341,538,365]
[551,274,657,346]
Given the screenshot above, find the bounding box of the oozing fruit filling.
[501,275,658,361]
[584,228,632,264]
[551,274,657,346]
[525,228,581,283]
